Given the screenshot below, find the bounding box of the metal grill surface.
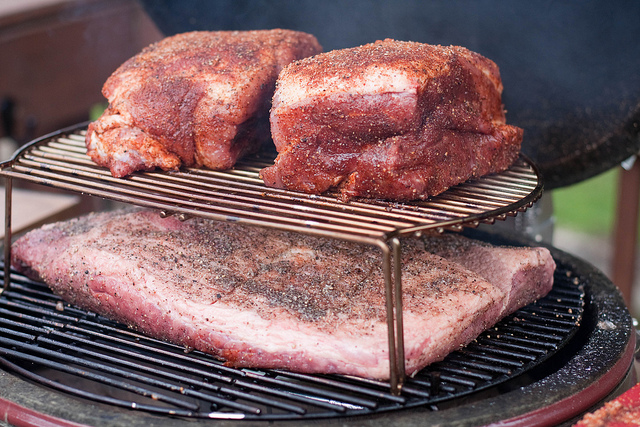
[0,123,542,242]
[0,261,584,420]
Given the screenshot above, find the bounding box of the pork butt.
[261,39,523,201]
[86,30,322,177]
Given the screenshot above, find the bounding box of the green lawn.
[551,167,619,237]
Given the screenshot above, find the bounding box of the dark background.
[141,0,640,190]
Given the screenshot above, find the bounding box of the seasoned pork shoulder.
[86,30,322,177]
[261,39,523,201]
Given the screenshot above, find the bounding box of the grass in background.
[90,103,108,121]
[551,167,619,236]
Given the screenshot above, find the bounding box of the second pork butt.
[261,39,523,201]
[11,209,554,379]
[86,30,322,177]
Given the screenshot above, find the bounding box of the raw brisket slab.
[261,39,523,201]
[422,234,557,315]
[11,209,554,379]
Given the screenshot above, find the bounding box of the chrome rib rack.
[0,123,543,394]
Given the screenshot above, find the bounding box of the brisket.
[11,209,554,379]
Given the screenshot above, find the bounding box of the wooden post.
[612,160,640,307]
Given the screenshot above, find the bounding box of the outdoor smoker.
[0,1,639,426]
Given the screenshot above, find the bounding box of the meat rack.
[0,123,543,395]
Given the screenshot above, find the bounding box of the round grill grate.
[0,257,584,421]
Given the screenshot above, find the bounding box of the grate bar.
[482,335,559,352]
[441,358,515,375]
[0,304,67,329]
[517,306,581,321]
[271,371,407,404]
[0,327,35,342]
[432,373,480,388]
[451,351,526,369]
[437,365,500,381]
[479,339,551,356]
[241,371,380,409]
[502,322,575,337]
[231,380,346,413]
[511,312,580,328]
[463,343,539,362]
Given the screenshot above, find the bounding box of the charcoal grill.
[0,124,636,426]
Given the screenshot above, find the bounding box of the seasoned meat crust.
[11,209,554,379]
[261,39,523,201]
[86,30,322,177]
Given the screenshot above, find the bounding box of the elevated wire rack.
[0,123,543,394]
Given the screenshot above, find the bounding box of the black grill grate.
[0,261,584,421]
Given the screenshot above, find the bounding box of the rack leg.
[612,162,640,306]
[3,177,11,292]
[381,238,405,395]
[392,237,405,389]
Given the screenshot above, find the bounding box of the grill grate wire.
[0,262,584,420]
